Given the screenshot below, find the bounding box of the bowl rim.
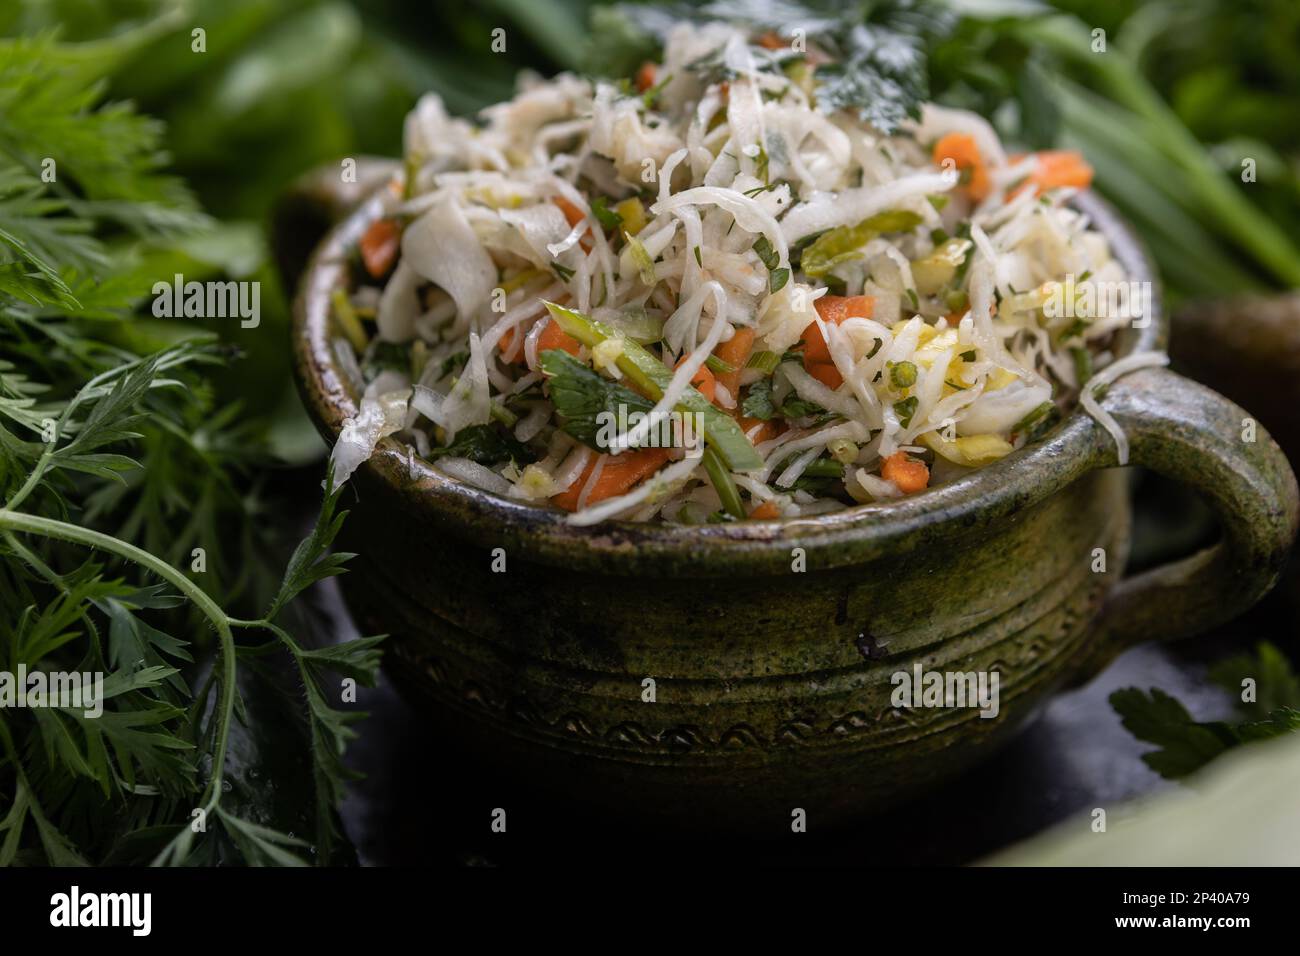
[292,187,1163,574]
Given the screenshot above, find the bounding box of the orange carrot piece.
[551,447,674,512]
[359,218,401,279]
[636,61,658,93]
[713,327,754,400]
[932,132,991,202]
[800,294,873,366]
[553,195,585,226]
[733,411,780,445]
[881,451,930,494]
[807,362,843,390]
[1010,150,1093,198]
[502,317,582,365]
[537,317,583,357]
[675,356,717,403]
[552,196,594,252]
[498,325,519,358]
[749,499,781,519]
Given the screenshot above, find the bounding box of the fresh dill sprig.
[0,32,379,866]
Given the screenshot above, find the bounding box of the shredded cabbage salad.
[327,22,1162,525]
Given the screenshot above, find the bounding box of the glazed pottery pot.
[286,164,1298,829]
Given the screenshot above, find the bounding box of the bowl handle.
[1070,364,1298,682]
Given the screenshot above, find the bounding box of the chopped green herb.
[642,71,673,109]
[437,349,469,381]
[1011,400,1056,438]
[361,340,409,382]
[1058,318,1089,342]
[590,196,624,230]
[751,234,789,292]
[539,348,654,451]
[752,234,779,271]
[426,423,533,466]
[893,395,919,428]
[545,302,762,470]
[781,394,828,419]
[740,375,829,422]
[1072,346,1093,387]
[741,377,777,420]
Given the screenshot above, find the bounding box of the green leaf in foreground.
[1109,688,1237,779]
[540,348,654,451]
[1110,685,1300,780]
[264,468,355,620]
[543,300,763,471]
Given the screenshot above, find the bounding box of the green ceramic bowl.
[286,165,1298,829]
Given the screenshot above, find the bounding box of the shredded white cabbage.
[327,20,1150,524]
[1080,351,1170,465]
[329,385,408,485]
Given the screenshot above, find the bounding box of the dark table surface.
[332,471,1293,866]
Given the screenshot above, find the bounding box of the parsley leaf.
[741,377,777,420]
[1111,642,1300,779]
[1110,688,1239,779]
[593,1,956,134]
[590,196,624,230]
[540,348,655,450]
[425,423,534,467]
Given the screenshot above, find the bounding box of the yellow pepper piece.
[920,431,1014,467]
[500,267,546,293]
[913,328,959,367]
[986,367,1018,390]
[331,289,368,353]
[893,319,940,346]
[615,198,647,236]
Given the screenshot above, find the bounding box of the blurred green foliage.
[5,0,1299,436]
[0,0,593,458]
